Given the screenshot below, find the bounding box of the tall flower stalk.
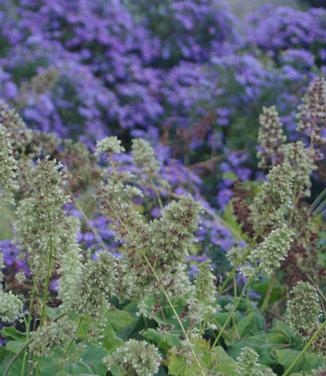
[94,138,209,374]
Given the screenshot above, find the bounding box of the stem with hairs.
[211,277,252,349]
[282,319,326,376]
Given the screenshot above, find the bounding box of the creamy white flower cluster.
[132,138,160,177]
[252,79,322,236]
[29,317,76,357]
[0,100,32,158]
[281,141,316,198]
[0,253,23,323]
[189,261,219,327]
[236,347,276,376]
[230,79,321,283]
[250,144,315,237]
[297,76,326,160]
[15,157,69,283]
[240,225,294,279]
[74,252,118,316]
[97,177,201,301]
[0,290,23,324]
[104,339,161,376]
[229,162,297,279]
[58,217,118,317]
[250,162,294,235]
[286,281,326,356]
[257,106,286,169]
[0,125,18,204]
[95,136,125,156]
[286,281,322,338]
[58,217,84,312]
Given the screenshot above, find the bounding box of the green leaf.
[214,312,230,325]
[265,331,289,345]
[222,172,238,182]
[76,317,91,339]
[1,327,26,341]
[161,332,182,348]
[101,325,123,351]
[0,347,23,376]
[122,301,139,314]
[143,328,182,351]
[106,309,136,332]
[168,338,213,376]
[151,297,189,329]
[64,361,94,374]
[37,344,108,375]
[5,340,25,353]
[223,202,249,242]
[236,311,264,337]
[38,352,62,375]
[252,281,285,304]
[45,306,64,320]
[0,346,8,363]
[274,349,326,373]
[109,363,123,376]
[272,320,296,340]
[168,353,201,376]
[56,372,99,376]
[228,334,274,365]
[80,344,109,374]
[211,346,237,375]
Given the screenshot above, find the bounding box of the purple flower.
[217,188,233,210]
[0,240,20,267]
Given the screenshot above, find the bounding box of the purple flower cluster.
[217,151,251,209]
[0,0,325,274]
[0,0,237,142]
[128,0,240,64]
[0,1,324,153]
[248,5,326,69]
[0,240,28,274]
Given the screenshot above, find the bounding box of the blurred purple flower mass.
[0,0,325,277]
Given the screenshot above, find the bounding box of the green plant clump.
[0,78,325,376]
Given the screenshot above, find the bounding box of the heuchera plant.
[0,77,325,375]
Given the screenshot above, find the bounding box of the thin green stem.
[246,281,251,308]
[282,319,326,376]
[310,187,326,214]
[211,278,251,349]
[151,180,163,211]
[40,237,54,326]
[140,250,207,375]
[187,155,224,171]
[261,275,275,313]
[51,317,84,376]
[20,278,37,376]
[199,319,207,337]
[4,339,33,376]
[231,314,240,339]
[233,274,237,297]
[218,247,252,294]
